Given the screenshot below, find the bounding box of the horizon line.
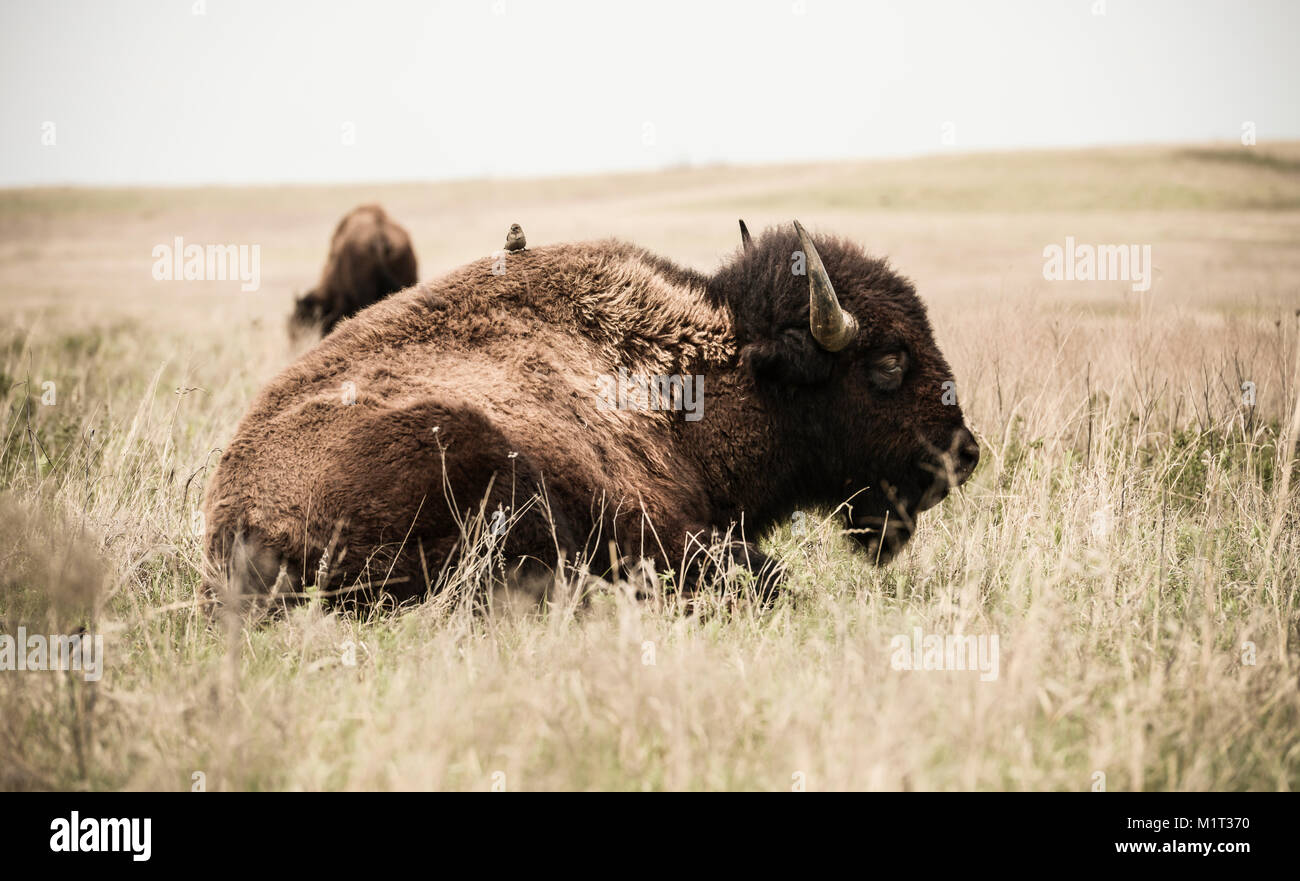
[3,136,1292,193]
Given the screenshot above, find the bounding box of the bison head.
[730,220,979,564]
[289,288,327,337]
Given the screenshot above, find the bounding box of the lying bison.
[288,204,418,338]
[206,220,978,605]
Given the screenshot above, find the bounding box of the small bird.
[504,223,526,252]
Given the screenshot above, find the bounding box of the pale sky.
[1,0,1297,186]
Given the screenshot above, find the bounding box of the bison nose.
[953,427,980,485]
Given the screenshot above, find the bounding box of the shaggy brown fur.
[289,204,418,337]
[206,223,978,605]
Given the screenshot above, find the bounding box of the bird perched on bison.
[206,220,978,608]
[288,204,418,338]
[504,223,527,252]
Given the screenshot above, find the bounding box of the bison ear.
[741,329,833,386]
[739,219,754,253]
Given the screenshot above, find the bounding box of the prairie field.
[2,142,1299,791]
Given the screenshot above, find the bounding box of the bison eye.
[869,352,907,391]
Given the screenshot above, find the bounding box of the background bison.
[289,204,418,338]
[204,221,977,605]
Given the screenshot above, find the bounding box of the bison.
[288,204,418,338]
[205,220,978,605]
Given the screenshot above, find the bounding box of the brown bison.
[288,204,418,337]
[205,220,978,604]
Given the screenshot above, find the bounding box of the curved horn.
[794,220,858,352]
[739,219,754,253]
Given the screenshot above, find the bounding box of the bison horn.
[794,220,858,352]
[739,219,754,253]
